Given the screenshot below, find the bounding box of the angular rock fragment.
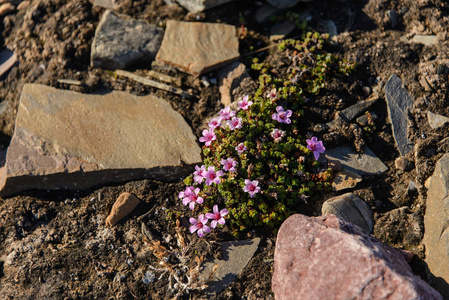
[218,62,249,107]
[156,20,239,76]
[0,84,201,196]
[0,49,16,78]
[427,111,449,129]
[270,20,296,41]
[106,192,140,226]
[273,214,442,300]
[412,35,438,46]
[200,238,260,294]
[331,169,362,191]
[322,193,373,232]
[175,0,233,12]
[91,10,164,70]
[384,74,414,156]
[93,0,115,9]
[423,153,449,298]
[323,146,388,176]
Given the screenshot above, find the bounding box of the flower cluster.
[179,87,330,237]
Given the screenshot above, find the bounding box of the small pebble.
[0,3,14,16]
[407,181,418,194]
[395,156,413,172]
[106,192,141,227]
[362,86,371,96]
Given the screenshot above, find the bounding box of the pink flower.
[272,106,292,124]
[189,214,210,237]
[271,128,285,143]
[220,106,236,120]
[243,179,261,198]
[199,129,216,146]
[193,165,206,184]
[208,117,222,130]
[235,143,247,155]
[306,137,326,160]
[179,186,194,201]
[206,205,228,228]
[204,166,223,186]
[221,158,238,172]
[227,117,243,130]
[238,95,253,111]
[268,88,278,101]
[182,187,204,210]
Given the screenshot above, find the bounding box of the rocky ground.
[0,0,449,299]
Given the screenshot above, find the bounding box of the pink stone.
[272,214,442,300]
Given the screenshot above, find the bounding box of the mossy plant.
[179,31,355,237]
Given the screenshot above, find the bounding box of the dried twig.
[116,70,193,98]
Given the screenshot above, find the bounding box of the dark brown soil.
[1,0,449,299]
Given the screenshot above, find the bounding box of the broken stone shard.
[218,62,249,107]
[384,74,414,156]
[199,238,260,294]
[91,10,164,70]
[423,153,449,298]
[0,84,201,196]
[427,111,449,129]
[322,193,373,233]
[331,169,362,192]
[156,20,239,76]
[323,146,388,176]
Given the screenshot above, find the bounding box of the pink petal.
[190,224,199,233]
[205,212,216,219]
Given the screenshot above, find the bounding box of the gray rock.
[218,62,249,107]
[255,3,277,24]
[175,0,233,12]
[273,214,443,300]
[423,153,449,298]
[91,10,164,70]
[322,193,373,232]
[412,35,438,46]
[384,74,414,156]
[323,146,388,176]
[326,95,379,129]
[331,170,362,192]
[340,95,379,122]
[266,0,314,9]
[156,20,239,76]
[199,238,260,294]
[386,10,398,28]
[0,84,201,196]
[270,20,296,41]
[427,111,449,129]
[326,20,337,37]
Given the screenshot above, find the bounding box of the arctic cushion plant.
[179,31,354,237]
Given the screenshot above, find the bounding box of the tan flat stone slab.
[0,84,201,195]
[156,20,239,76]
